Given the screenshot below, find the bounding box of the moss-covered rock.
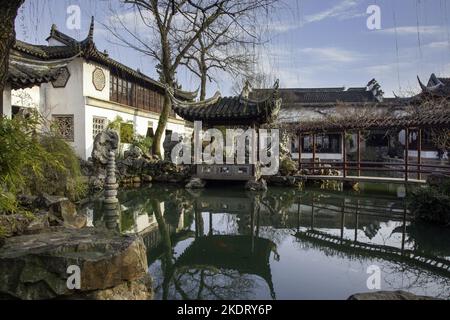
[0,228,148,300]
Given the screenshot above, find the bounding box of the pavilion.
[168,81,282,181]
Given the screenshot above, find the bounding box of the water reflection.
[90,184,450,300]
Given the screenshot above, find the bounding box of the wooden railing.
[298,160,450,182]
[297,127,450,183]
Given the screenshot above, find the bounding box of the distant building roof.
[251,79,387,107]
[11,17,196,100]
[417,73,450,99]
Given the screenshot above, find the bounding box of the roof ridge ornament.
[240,80,253,99]
[418,75,444,93]
[166,84,221,108]
[429,73,444,87]
[88,16,95,42]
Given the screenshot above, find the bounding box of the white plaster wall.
[2,85,12,118]
[293,153,343,160]
[40,58,86,158]
[84,105,152,159]
[408,150,439,159]
[83,61,110,101]
[278,105,398,124]
[84,103,188,160]
[11,87,40,109]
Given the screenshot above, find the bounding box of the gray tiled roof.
[7,53,67,89]
[251,87,381,106]
[280,88,377,104]
[170,83,281,125]
[296,107,450,133]
[11,18,196,101]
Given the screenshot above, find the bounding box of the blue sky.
[15,0,450,98]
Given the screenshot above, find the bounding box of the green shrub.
[0,112,86,213]
[24,134,86,201]
[107,116,134,144]
[131,135,153,154]
[279,156,298,176]
[408,182,450,226]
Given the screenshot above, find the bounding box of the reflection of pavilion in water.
[289,192,450,276]
[182,189,450,277]
[179,189,278,299]
[193,189,408,239]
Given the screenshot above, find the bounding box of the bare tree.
[106,0,275,157]
[413,97,450,158]
[180,11,259,101]
[0,0,25,115]
[231,70,275,97]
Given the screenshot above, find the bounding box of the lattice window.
[53,115,74,141]
[93,116,107,139]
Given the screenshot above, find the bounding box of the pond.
[88,183,450,300]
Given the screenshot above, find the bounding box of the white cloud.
[299,47,364,63]
[303,0,360,24]
[376,25,445,36]
[265,22,299,34]
[265,0,364,34]
[424,41,450,49]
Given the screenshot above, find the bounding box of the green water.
[89,183,450,300]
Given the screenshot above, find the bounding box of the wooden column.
[401,204,407,253]
[251,201,255,252]
[256,123,260,163]
[342,131,347,178]
[194,208,198,238]
[298,132,302,171]
[312,133,316,171]
[417,128,422,181]
[311,196,315,230]
[209,212,213,236]
[357,131,361,177]
[256,205,260,238]
[405,128,409,182]
[340,199,345,240]
[354,200,359,242]
[297,195,302,232]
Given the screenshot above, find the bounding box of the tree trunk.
[152,92,172,157]
[0,0,24,115]
[200,72,207,101]
[199,48,207,101]
[151,27,174,158]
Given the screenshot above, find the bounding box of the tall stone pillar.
[103,150,120,230]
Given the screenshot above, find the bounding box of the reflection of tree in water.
[259,189,299,228]
[404,224,450,258]
[257,227,292,246]
[381,262,450,299]
[165,267,259,300]
[295,233,450,299]
[363,223,381,240]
